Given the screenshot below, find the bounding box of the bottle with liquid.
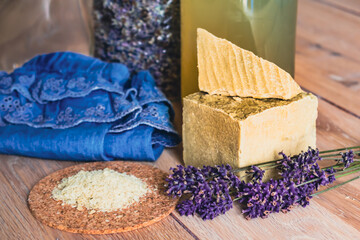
[181,0,298,97]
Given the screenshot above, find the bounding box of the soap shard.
[183,92,318,168]
[197,28,303,99]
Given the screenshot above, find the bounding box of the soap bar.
[183,92,318,168]
[197,28,303,99]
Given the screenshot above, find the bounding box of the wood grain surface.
[1,0,360,239]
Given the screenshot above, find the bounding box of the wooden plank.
[295,54,360,116]
[313,178,360,232]
[296,0,360,115]
[320,0,360,15]
[296,36,360,95]
[298,0,360,63]
[313,100,360,231]
[316,99,360,149]
[0,154,195,240]
[173,200,360,240]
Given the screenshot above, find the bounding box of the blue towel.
[0,52,180,161]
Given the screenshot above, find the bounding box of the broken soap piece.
[197,28,303,99]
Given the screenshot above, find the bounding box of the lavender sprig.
[231,147,360,173]
[166,164,235,220]
[166,146,360,220]
[237,147,335,219]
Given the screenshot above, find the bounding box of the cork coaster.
[28,162,177,234]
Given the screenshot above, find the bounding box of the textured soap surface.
[183,92,318,168]
[197,28,303,99]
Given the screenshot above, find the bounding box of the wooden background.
[1,0,360,239]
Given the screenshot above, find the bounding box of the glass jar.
[93,0,180,100]
[0,0,92,72]
[181,0,298,97]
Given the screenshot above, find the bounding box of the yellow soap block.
[183,92,318,168]
[197,28,303,99]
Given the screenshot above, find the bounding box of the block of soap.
[197,28,303,99]
[183,92,318,168]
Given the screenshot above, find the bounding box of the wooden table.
[1,0,360,239]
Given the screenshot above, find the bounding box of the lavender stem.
[318,146,360,154]
[232,151,360,174]
[320,151,360,158]
[296,165,360,187]
[311,175,360,197]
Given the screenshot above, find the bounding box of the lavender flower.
[196,180,233,220]
[340,150,354,169]
[278,147,331,188]
[278,147,321,183]
[166,164,235,220]
[246,165,265,182]
[166,165,205,197]
[325,167,336,183]
[239,148,340,219]
[177,199,196,216]
[166,146,359,220]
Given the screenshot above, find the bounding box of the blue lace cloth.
[0,52,180,161]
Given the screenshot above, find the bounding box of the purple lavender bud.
[325,167,336,183]
[236,147,331,219]
[166,164,236,220]
[340,150,354,169]
[247,165,265,182]
[177,199,196,216]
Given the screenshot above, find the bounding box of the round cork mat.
[28,162,178,234]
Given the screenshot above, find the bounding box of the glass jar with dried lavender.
[93,0,180,100]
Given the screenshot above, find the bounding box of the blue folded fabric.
[0,52,180,161]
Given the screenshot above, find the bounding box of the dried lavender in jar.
[93,0,180,100]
